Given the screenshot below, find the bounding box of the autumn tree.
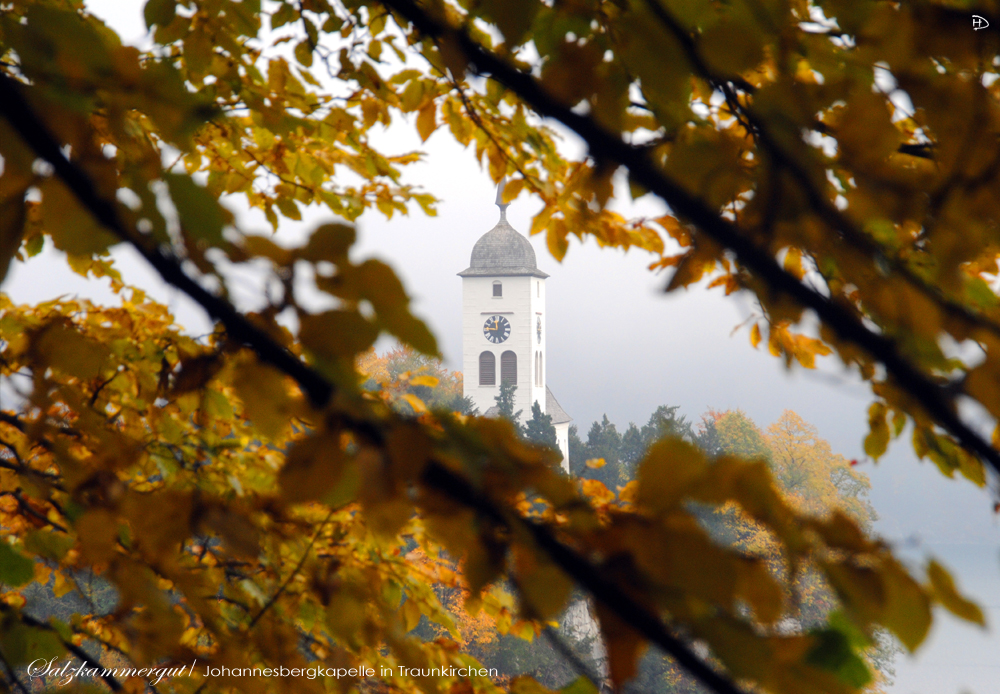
[766,410,877,529]
[357,346,476,415]
[1,1,997,694]
[712,410,772,462]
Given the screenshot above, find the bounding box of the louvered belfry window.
[479,351,495,386]
[493,281,502,297]
[501,351,517,384]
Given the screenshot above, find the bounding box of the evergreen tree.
[584,415,623,487]
[621,423,644,467]
[568,425,586,474]
[587,415,622,466]
[494,379,522,432]
[523,400,557,452]
[640,404,693,446]
[619,405,693,478]
[695,411,722,457]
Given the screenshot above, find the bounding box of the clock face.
[536,316,542,344]
[483,315,511,344]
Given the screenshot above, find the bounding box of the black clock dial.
[483,315,511,344]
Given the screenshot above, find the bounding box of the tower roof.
[483,387,571,424]
[545,386,572,424]
[458,179,549,279]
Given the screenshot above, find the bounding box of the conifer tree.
[494,379,522,431]
[523,401,557,452]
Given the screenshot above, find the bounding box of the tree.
[620,423,645,469]
[621,405,694,477]
[581,415,623,488]
[0,2,995,694]
[494,379,523,430]
[694,411,722,458]
[765,410,877,530]
[713,409,772,462]
[523,401,557,452]
[358,346,477,415]
[568,425,587,474]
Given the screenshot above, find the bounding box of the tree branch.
[248,508,335,628]
[0,72,749,694]
[0,27,985,694]
[372,0,1000,479]
[0,75,332,410]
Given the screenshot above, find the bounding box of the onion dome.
[458,179,549,279]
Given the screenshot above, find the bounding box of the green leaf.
[275,196,302,221]
[637,437,707,515]
[479,0,539,45]
[165,173,229,246]
[513,546,573,620]
[0,543,35,587]
[805,628,872,688]
[24,530,74,563]
[278,432,344,504]
[928,559,985,626]
[232,359,297,440]
[270,2,298,30]
[559,677,599,694]
[0,619,65,666]
[143,0,176,29]
[863,402,889,460]
[301,223,355,262]
[882,560,932,652]
[294,40,314,67]
[40,179,118,256]
[699,19,764,76]
[298,309,379,360]
[0,195,27,285]
[32,321,107,380]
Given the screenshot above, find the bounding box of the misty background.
[5,3,1000,691]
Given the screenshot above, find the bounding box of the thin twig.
[371,0,1000,479]
[248,508,335,628]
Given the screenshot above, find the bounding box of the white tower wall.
[554,422,569,469]
[461,275,545,418]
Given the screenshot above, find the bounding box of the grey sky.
[5,2,1000,690]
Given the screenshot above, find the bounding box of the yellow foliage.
[1,1,995,693]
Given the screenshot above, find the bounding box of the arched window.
[493,281,502,297]
[501,351,517,384]
[534,352,539,386]
[479,351,495,386]
[539,351,543,385]
[537,281,540,297]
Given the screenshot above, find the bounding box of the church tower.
[459,181,571,466]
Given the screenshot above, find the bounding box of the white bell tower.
[459,180,571,465]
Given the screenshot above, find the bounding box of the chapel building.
[459,182,571,466]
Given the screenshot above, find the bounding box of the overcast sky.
[5,2,1000,691]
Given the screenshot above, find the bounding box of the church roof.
[482,387,571,425]
[458,214,550,279]
[545,386,572,424]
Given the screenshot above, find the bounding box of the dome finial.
[495,176,509,221]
